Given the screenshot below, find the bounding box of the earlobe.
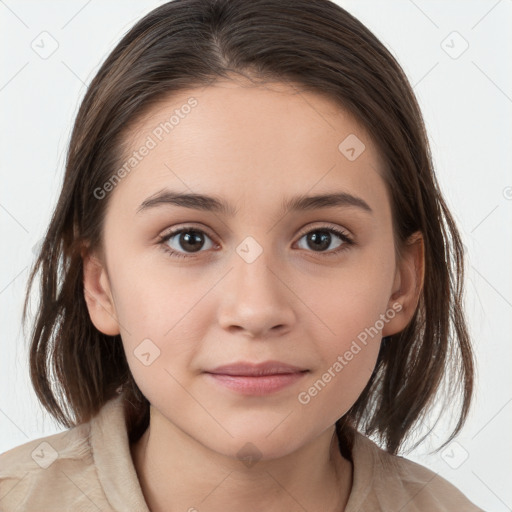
[82,250,120,336]
[382,231,425,337]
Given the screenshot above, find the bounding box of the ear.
[82,247,120,336]
[382,231,425,337]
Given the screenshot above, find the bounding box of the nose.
[217,249,296,339]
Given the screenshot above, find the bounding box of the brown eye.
[296,227,353,255]
[159,228,216,258]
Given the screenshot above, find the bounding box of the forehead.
[109,80,388,218]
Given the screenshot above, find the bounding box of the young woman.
[0,0,484,510]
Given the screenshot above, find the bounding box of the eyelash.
[157,225,355,260]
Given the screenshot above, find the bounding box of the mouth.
[203,360,309,395]
[205,360,309,376]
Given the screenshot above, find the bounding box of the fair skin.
[83,78,424,512]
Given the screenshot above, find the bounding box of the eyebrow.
[136,188,373,217]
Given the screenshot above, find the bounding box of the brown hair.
[23,0,474,455]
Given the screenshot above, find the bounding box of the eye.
[158,227,217,259]
[295,226,354,256]
[158,224,354,260]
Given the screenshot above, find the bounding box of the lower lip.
[205,372,308,395]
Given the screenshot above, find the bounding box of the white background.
[1,1,511,510]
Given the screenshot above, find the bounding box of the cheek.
[297,346,378,426]
[107,253,216,388]
[297,280,386,422]
[298,248,395,343]
[293,249,393,411]
[108,247,210,337]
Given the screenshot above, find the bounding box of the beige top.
[0,394,484,511]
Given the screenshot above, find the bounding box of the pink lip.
[205,373,307,395]
[204,360,309,395]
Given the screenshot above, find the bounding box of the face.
[85,79,418,460]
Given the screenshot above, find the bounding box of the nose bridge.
[217,235,295,336]
[234,237,279,296]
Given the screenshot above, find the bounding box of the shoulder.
[348,431,486,512]
[0,422,92,481]
[0,419,110,511]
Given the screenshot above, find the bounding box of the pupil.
[180,230,203,252]
[308,231,330,251]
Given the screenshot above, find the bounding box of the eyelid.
[159,222,217,241]
[295,221,352,239]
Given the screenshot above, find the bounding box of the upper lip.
[205,360,308,376]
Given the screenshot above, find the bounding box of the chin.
[202,423,305,462]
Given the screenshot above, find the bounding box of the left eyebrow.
[136,189,373,216]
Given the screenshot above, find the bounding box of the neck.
[130,407,353,512]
